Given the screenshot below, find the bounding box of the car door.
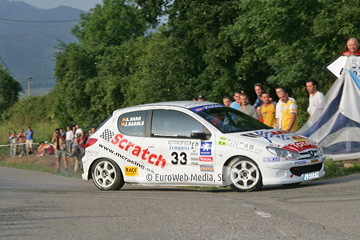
[140,108,215,185]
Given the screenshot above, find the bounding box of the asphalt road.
[0,166,359,239]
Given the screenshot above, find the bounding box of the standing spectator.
[278,91,298,131]
[18,129,26,157]
[69,145,83,172]
[75,124,83,138]
[275,86,296,129]
[342,38,360,56]
[7,132,13,157]
[253,83,264,108]
[260,92,276,127]
[192,97,198,101]
[52,128,68,173]
[77,131,88,156]
[59,127,65,137]
[239,94,258,119]
[222,96,231,107]
[76,131,88,171]
[88,127,96,137]
[230,91,242,110]
[25,126,34,154]
[254,83,264,121]
[11,131,18,157]
[65,126,74,154]
[306,79,325,119]
[198,95,205,101]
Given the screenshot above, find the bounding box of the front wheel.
[226,158,263,192]
[91,159,124,190]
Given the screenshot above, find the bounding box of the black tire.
[225,157,263,192]
[91,159,124,191]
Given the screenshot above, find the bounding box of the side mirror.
[190,131,207,140]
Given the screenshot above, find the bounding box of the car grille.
[290,163,323,176]
[298,149,322,160]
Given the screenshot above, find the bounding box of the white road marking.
[254,210,271,218]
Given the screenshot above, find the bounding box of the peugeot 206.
[82,101,325,192]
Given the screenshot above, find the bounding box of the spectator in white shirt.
[65,126,74,154]
[306,78,325,124]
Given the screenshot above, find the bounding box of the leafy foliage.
[0,64,22,116]
[48,0,360,128]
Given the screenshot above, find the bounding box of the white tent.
[298,56,360,161]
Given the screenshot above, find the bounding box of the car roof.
[140,101,220,109]
[113,101,221,115]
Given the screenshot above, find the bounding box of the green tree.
[0,64,22,116]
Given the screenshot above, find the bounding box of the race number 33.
[171,152,187,165]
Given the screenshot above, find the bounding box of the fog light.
[276,170,287,178]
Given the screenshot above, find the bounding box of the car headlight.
[266,147,300,159]
[317,147,323,155]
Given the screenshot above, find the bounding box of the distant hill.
[0,0,84,95]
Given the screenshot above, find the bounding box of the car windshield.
[193,106,271,133]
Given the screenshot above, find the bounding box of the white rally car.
[82,101,325,192]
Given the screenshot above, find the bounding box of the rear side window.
[118,111,147,137]
[151,110,204,138]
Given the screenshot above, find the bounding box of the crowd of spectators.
[195,80,325,132]
[6,124,96,173]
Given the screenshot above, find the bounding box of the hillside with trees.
[0,0,83,94]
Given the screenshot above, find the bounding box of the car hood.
[225,129,321,153]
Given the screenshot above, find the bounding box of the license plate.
[303,171,320,181]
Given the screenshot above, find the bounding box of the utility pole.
[27,77,32,97]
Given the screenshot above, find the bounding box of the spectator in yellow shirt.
[278,91,298,131]
[260,92,276,127]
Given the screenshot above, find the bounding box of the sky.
[11,0,104,11]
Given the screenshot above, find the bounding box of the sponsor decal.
[295,160,307,165]
[189,104,223,113]
[292,136,308,141]
[283,141,320,153]
[100,129,116,142]
[218,141,226,145]
[254,130,291,143]
[191,142,200,150]
[168,140,191,151]
[191,157,199,165]
[199,156,213,162]
[125,166,139,176]
[311,159,318,163]
[98,143,154,173]
[225,138,262,154]
[121,116,144,127]
[110,133,166,168]
[263,157,280,162]
[200,142,212,155]
[200,165,214,172]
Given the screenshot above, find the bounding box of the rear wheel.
[91,159,124,190]
[226,158,262,192]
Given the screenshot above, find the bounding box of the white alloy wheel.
[227,158,262,192]
[91,159,124,190]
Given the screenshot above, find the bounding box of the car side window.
[151,110,204,138]
[118,110,147,137]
